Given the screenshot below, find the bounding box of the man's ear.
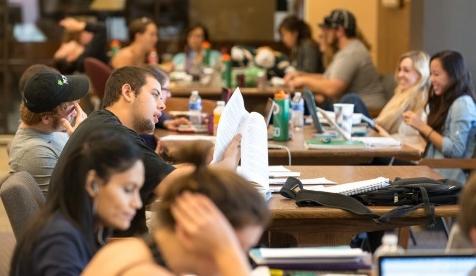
[40,114,53,126]
[121,83,135,103]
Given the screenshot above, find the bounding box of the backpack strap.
[295,189,380,221]
[281,177,436,225]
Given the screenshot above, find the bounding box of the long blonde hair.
[376,51,430,134]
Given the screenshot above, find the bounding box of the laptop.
[262,98,276,128]
[378,252,476,276]
[302,89,324,134]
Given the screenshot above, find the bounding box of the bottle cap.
[382,233,398,245]
[202,41,211,49]
[274,90,288,100]
[222,53,231,62]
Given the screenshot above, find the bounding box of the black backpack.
[280,177,463,225]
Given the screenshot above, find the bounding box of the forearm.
[418,124,444,151]
[301,76,344,99]
[214,246,250,276]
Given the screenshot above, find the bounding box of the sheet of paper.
[269,171,301,178]
[212,88,248,163]
[159,135,216,142]
[352,137,401,147]
[258,247,365,259]
[238,112,269,194]
[268,165,290,172]
[269,177,335,185]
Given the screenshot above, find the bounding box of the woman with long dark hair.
[10,128,145,275]
[404,50,476,184]
[82,142,270,276]
[279,15,324,73]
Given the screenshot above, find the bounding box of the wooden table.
[268,126,422,165]
[155,126,423,165]
[266,166,458,247]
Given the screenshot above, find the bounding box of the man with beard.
[9,66,89,196]
[50,66,241,236]
[284,9,386,116]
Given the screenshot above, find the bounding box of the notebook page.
[212,88,249,163]
[322,177,390,196]
[238,112,269,195]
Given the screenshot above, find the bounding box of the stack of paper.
[267,166,336,193]
[212,88,269,196]
[352,137,401,147]
[159,135,216,142]
[249,247,371,270]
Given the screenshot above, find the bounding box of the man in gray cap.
[285,9,385,116]
[9,66,89,196]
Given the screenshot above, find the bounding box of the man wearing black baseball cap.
[285,9,386,115]
[9,66,89,196]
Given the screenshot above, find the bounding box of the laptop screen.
[379,254,476,276]
[302,89,324,133]
[262,98,275,127]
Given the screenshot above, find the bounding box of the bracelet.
[426,128,434,139]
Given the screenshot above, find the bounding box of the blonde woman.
[376,51,430,137]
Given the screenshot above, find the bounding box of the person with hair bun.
[83,142,270,276]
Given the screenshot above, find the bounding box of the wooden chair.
[165,97,217,114]
[84,57,112,101]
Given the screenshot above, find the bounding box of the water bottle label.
[189,102,201,110]
[292,104,304,111]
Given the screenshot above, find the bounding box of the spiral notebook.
[308,177,390,196]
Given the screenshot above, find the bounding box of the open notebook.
[212,88,269,196]
[309,177,390,196]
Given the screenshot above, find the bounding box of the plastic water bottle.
[188,90,202,125]
[373,233,404,272]
[213,101,225,135]
[291,92,304,130]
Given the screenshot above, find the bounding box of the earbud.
[92,182,99,193]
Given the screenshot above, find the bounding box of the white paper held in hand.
[212,88,270,196]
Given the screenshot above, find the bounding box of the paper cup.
[334,103,354,137]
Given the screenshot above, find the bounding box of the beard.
[133,116,155,134]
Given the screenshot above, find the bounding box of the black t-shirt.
[49,109,175,236]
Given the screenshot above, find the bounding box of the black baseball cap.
[319,9,356,33]
[23,72,89,113]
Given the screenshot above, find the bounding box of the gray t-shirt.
[324,39,386,110]
[9,127,68,196]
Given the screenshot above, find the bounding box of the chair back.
[0,171,45,239]
[84,57,112,100]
